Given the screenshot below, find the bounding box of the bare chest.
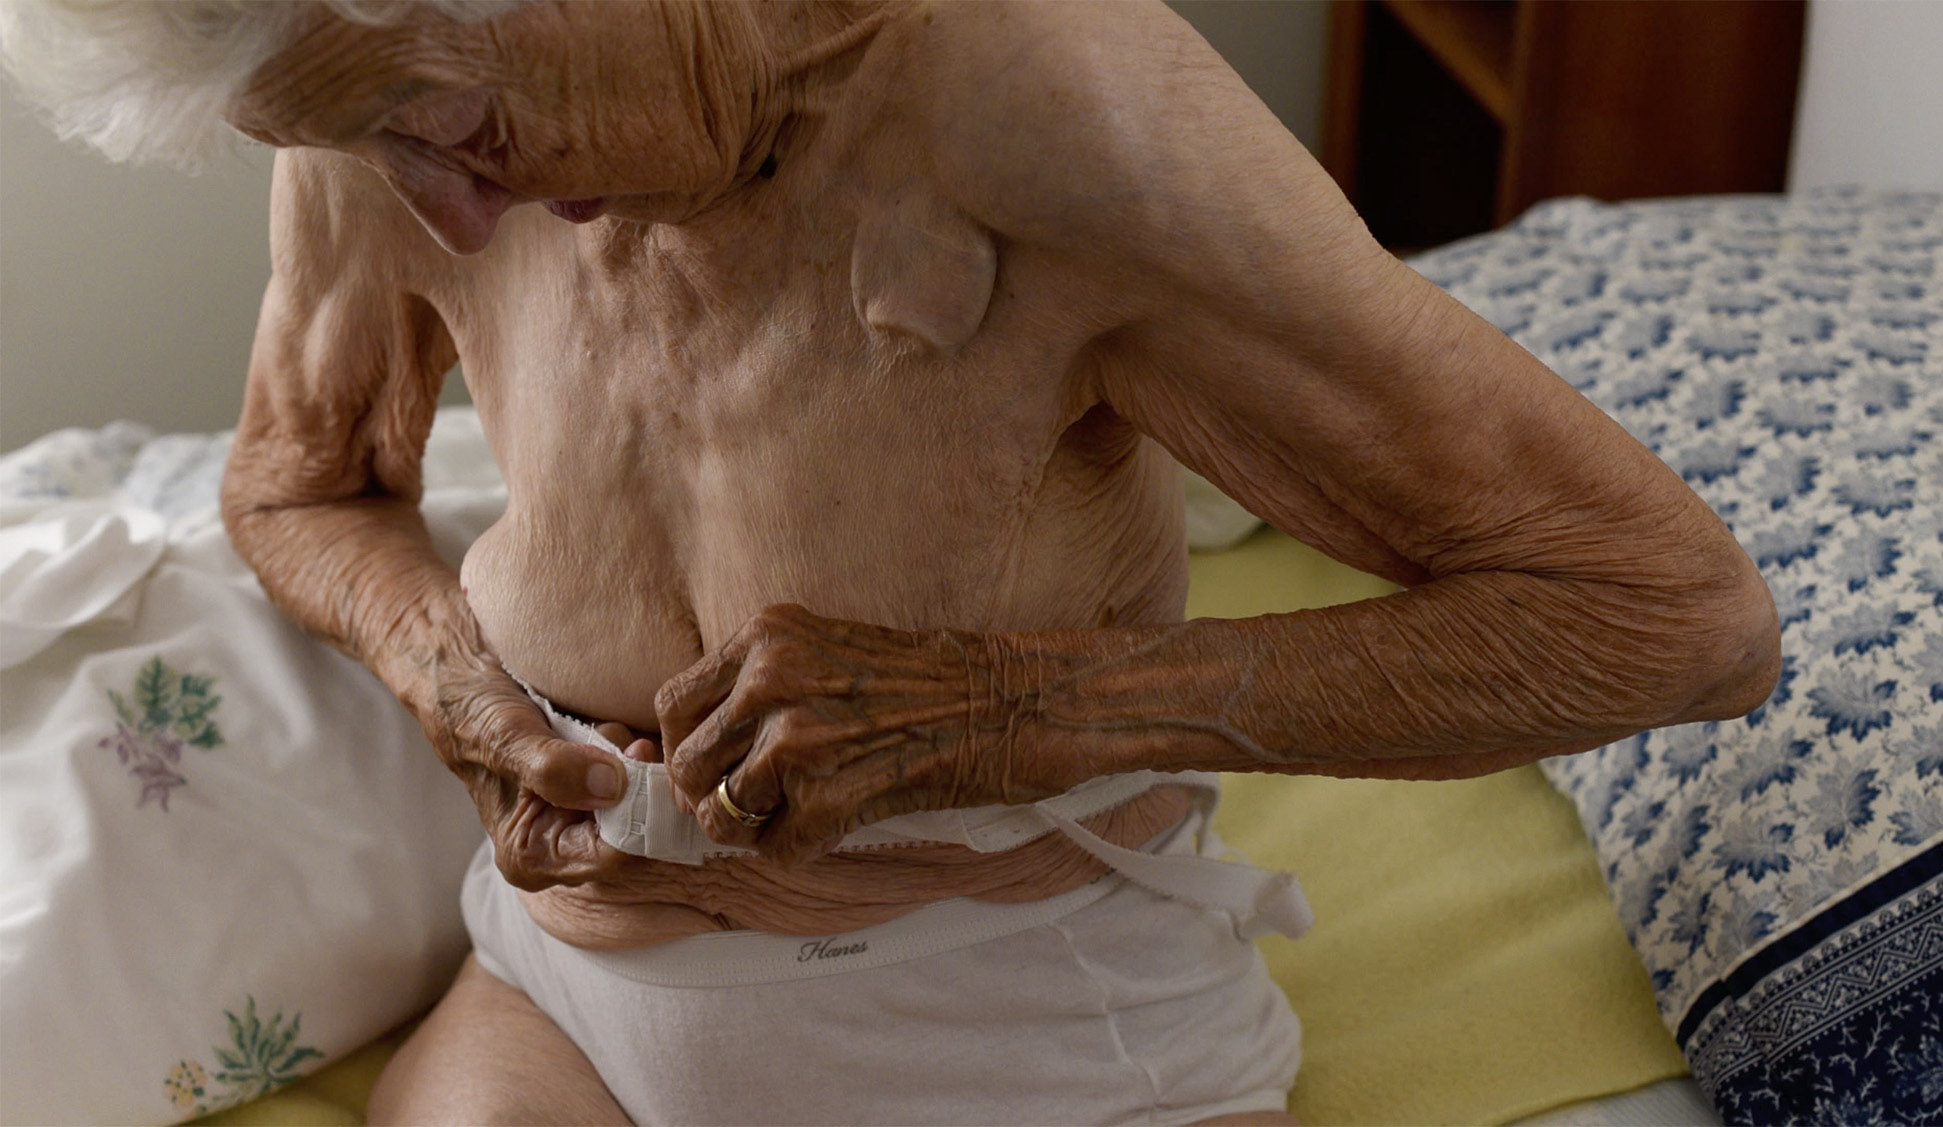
[442,206,1181,726]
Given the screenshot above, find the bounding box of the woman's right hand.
[421,653,641,891]
[217,147,648,892]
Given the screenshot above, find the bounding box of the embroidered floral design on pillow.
[99,655,224,810]
[164,997,322,1117]
[162,1059,209,1115]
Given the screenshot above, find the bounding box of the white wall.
[0,2,1331,453]
[1788,0,1943,192]
[1167,0,1331,149]
[0,87,276,452]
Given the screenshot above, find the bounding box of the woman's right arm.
[220,149,624,890]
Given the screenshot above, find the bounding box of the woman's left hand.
[656,604,1071,864]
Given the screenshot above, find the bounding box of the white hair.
[0,0,522,170]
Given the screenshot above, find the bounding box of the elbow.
[218,458,273,566]
[1660,549,1781,725]
[218,439,319,573]
[218,472,253,537]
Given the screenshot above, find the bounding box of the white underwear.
[463,807,1305,1124]
[524,680,1314,941]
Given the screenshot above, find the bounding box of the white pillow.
[0,410,501,1125]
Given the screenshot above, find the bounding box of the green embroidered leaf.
[173,693,218,729]
[242,996,262,1050]
[175,687,221,739]
[197,999,328,1106]
[268,1012,316,1075]
[112,658,221,801]
[173,711,221,744]
[136,656,177,731]
[277,1046,325,1074]
[266,1015,298,1059]
[250,1010,286,1081]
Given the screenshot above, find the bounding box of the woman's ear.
[384,87,493,148]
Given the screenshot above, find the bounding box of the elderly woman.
[3,1,1778,1123]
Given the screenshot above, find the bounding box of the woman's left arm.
[1049,245,1783,786]
[658,0,1779,862]
[659,249,1780,864]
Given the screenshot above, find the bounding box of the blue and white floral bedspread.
[1412,188,1941,1125]
[0,421,231,522]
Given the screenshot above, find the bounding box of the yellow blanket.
[205,529,1684,1125]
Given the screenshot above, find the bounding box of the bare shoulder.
[891,0,1351,258]
[268,148,453,288]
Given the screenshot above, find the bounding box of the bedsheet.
[1413,188,1941,1124]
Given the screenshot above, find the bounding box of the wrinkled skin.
[222,0,1779,929]
[218,1,1778,1114]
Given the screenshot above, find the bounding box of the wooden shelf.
[1323,0,1807,250]
[1379,0,1515,123]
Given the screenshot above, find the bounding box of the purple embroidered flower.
[99,656,223,811]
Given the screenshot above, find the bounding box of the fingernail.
[587,762,622,801]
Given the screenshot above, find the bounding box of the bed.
[2,188,1936,1126]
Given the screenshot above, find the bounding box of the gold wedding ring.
[713,776,770,828]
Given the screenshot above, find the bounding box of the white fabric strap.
[1031,805,1315,940]
[518,673,1313,941]
[520,675,1214,865]
[594,734,1197,863]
